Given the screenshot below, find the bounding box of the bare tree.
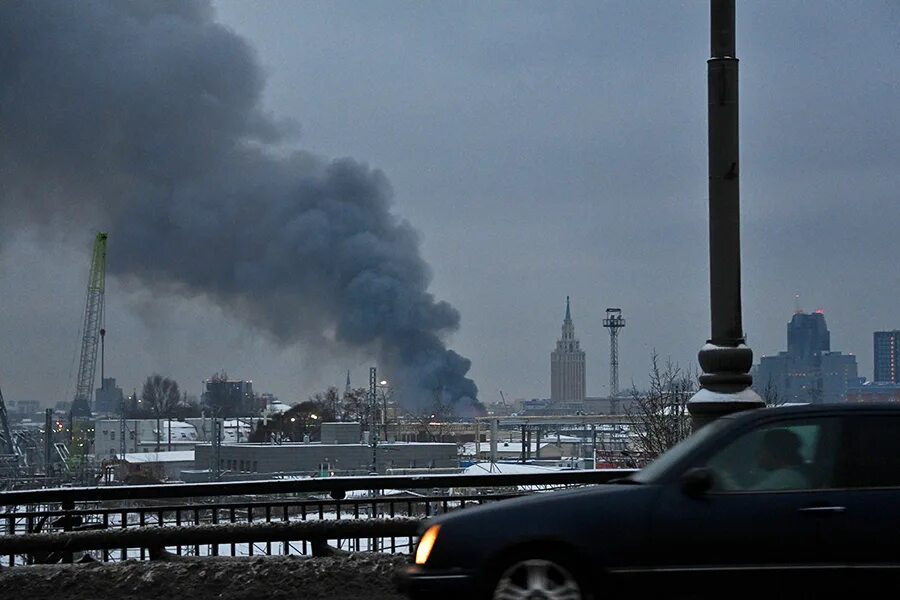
[141,374,182,416]
[414,397,454,442]
[141,374,182,451]
[625,352,695,466]
[339,387,369,422]
[761,376,783,407]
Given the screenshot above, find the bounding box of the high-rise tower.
[754,310,858,404]
[550,297,586,405]
[874,331,900,383]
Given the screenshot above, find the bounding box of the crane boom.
[0,382,15,458]
[70,233,108,418]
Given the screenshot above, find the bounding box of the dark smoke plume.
[0,1,479,412]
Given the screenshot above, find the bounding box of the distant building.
[106,451,196,483]
[846,382,900,404]
[583,396,638,415]
[94,377,125,415]
[874,331,900,383]
[191,422,457,478]
[202,378,255,416]
[753,310,859,404]
[94,418,201,458]
[550,297,586,406]
[5,398,40,422]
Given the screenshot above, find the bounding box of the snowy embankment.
[0,553,407,600]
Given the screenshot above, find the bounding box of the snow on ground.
[0,553,408,600]
[463,462,563,475]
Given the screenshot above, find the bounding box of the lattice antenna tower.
[602,308,626,397]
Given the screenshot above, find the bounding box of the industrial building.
[192,422,456,478]
[108,451,195,482]
[93,417,253,458]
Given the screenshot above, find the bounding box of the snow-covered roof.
[265,401,293,414]
[541,434,583,443]
[121,451,195,464]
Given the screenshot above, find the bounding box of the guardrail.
[0,469,635,567]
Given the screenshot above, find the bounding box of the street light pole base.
[688,342,765,430]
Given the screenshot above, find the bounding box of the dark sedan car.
[401,404,900,599]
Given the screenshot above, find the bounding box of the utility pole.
[211,416,222,481]
[687,0,764,429]
[369,367,378,474]
[44,408,53,476]
[118,399,126,457]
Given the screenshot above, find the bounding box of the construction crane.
[70,233,108,419]
[0,382,20,469]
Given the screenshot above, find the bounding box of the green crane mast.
[70,233,108,419]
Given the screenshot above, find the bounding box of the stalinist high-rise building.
[551,296,586,405]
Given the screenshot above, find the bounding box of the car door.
[819,413,900,589]
[644,415,843,593]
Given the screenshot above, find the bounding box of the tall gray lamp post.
[687,0,764,429]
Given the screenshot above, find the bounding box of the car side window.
[702,418,839,492]
[835,416,900,489]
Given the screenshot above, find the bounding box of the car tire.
[485,552,590,600]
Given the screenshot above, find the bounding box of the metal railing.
[0,469,634,567]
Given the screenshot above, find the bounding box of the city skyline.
[0,2,898,409]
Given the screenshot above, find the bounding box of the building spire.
[551,297,586,405]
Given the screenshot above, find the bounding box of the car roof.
[723,402,900,424]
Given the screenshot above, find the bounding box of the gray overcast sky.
[1,1,898,407]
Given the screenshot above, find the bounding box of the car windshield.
[631,418,731,483]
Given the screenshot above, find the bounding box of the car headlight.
[415,524,441,565]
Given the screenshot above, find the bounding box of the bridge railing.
[0,469,635,567]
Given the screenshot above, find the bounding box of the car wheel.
[490,557,586,600]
